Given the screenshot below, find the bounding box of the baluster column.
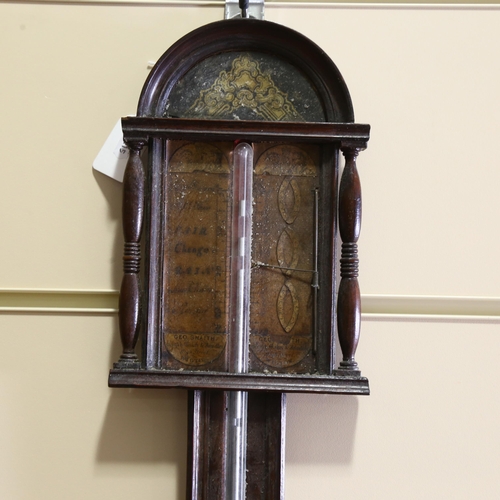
[116,140,145,368]
[337,145,363,372]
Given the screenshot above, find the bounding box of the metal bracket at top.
[225,0,265,20]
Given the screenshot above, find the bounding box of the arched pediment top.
[137,19,354,123]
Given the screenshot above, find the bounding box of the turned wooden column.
[116,141,145,369]
[337,145,363,371]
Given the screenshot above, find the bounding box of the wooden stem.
[337,147,361,371]
[187,390,286,500]
[117,141,145,367]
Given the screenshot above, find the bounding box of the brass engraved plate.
[167,52,325,122]
[250,144,318,371]
[187,55,303,122]
[164,142,231,369]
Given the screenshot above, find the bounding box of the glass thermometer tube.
[226,142,253,500]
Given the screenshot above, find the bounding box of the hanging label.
[93,118,131,182]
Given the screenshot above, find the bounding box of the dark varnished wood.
[337,147,363,371]
[122,116,369,146]
[116,141,145,368]
[108,370,369,394]
[246,393,286,500]
[187,390,227,499]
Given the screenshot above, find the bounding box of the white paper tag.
[93,119,131,182]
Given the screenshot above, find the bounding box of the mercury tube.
[226,142,253,500]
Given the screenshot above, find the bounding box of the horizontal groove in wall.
[362,294,500,317]
[0,289,119,314]
[363,313,500,322]
[1,289,500,319]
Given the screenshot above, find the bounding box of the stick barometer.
[109,14,370,500]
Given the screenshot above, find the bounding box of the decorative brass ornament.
[187,55,304,122]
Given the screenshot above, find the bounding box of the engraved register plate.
[250,144,319,373]
[163,142,231,370]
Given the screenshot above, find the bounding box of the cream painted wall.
[1,2,500,499]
